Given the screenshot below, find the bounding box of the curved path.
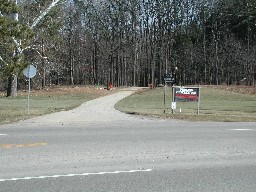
[13,87,147,125]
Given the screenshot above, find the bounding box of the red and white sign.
[174,87,199,102]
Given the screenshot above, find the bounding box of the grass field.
[0,86,113,124]
[115,86,256,122]
[1,85,255,124]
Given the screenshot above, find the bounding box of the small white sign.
[172,102,176,109]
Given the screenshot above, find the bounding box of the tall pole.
[23,65,37,114]
[164,82,166,113]
[172,84,174,114]
[41,38,46,88]
[164,62,167,113]
[197,87,201,115]
[28,77,31,114]
[27,64,31,114]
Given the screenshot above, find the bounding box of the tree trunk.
[7,74,18,97]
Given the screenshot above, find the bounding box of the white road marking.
[230,129,253,131]
[0,134,8,136]
[0,169,153,182]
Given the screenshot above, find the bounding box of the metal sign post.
[164,84,166,113]
[28,77,30,114]
[164,73,176,114]
[172,86,175,114]
[23,65,37,114]
[197,87,201,115]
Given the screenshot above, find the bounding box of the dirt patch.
[15,85,117,97]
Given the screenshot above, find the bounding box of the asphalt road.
[0,88,256,191]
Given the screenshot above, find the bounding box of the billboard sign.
[174,87,200,102]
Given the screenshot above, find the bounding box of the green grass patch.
[0,86,112,124]
[115,86,256,122]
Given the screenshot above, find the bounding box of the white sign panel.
[23,65,37,78]
[172,102,177,110]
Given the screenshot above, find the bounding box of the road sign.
[163,73,176,114]
[23,65,37,78]
[23,65,37,114]
[164,73,175,83]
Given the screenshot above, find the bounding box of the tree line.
[1,0,255,96]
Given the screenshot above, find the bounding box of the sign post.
[172,86,175,114]
[164,73,176,113]
[23,65,37,114]
[197,87,201,115]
